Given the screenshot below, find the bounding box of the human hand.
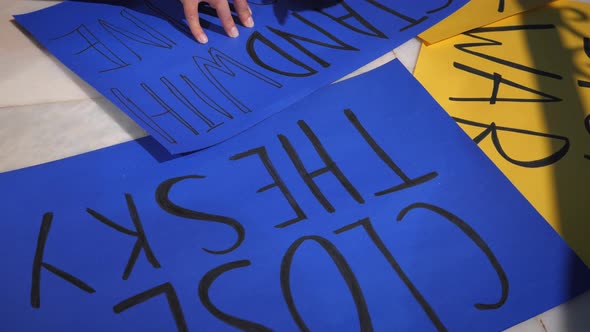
[181,0,254,44]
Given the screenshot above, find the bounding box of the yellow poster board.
[415,0,590,265]
[419,0,555,44]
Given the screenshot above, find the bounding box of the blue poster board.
[14,0,468,153]
[0,61,587,331]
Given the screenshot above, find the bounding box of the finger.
[210,0,239,38]
[183,0,208,44]
[234,0,253,28]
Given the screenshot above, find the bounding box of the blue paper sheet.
[1,60,588,331]
[14,0,468,154]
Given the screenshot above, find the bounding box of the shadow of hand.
[272,0,342,24]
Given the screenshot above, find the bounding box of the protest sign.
[415,0,590,266]
[14,0,468,153]
[419,0,554,44]
[1,60,588,331]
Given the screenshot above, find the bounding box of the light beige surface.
[1,1,589,331]
[1,0,101,107]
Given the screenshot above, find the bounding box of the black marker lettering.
[281,235,373,332]
[584,36,590,57]
[454,117,570,167]
[135,75,233,136]
[426,0,453,14]
[86,193,161,280]
[121,9,176,46]
[279,120,364,214]
[247,31,318,77]
[111,88,178,144]
[334,218,445,332]
[143,0,196,39]
[266,12,359,69]
[31,213,96,308]
[194,47,283,114]
[365,0,427,32]
[316,1,387,39]
[579,38,590,90]
[199,260,272,331]
[456,25,562,80]
[498,0,505,12]
[98,14,173,61]
[114,282,188,332]
[160,77,225,131]
[450,62,562,103]
[52,24,128,72]
[155,175,245,254]
[344,109,438,196]
[397,203,509,309]
[230,147,307,228]
[585,115,590,160]
[181,74,234,120]
[141,81,201,135]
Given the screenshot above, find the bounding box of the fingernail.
[197,34,208,44]
[245,16,254,28]
[230,26,239,38]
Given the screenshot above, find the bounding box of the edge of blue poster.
[1,60,588,331]
[14,0,469,154]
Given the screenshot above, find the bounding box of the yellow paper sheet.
[415,0,590,265]
[419,0,555,44]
